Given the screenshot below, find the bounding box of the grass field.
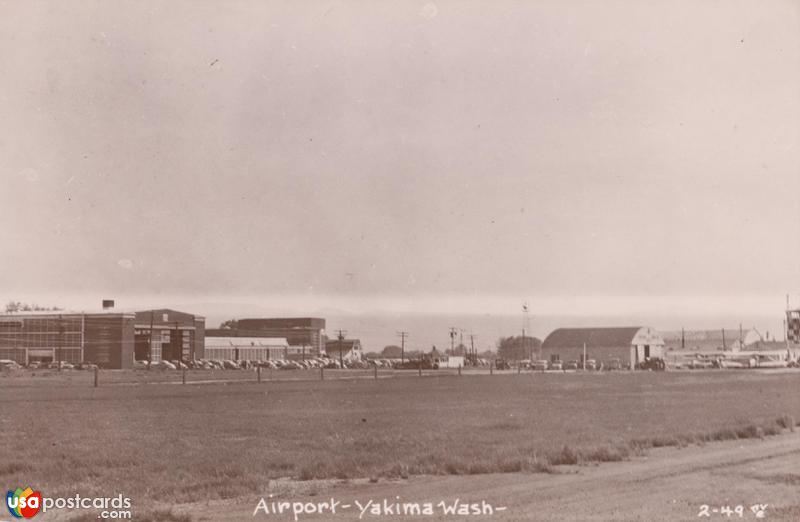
[1,370,799,516]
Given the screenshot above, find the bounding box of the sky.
[1,1,798,346]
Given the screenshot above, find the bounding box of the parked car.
[563,360,579,370]
[606,358,624,371]
[47,361,74,370]
[170,360,189,370]
[151,360,177,370]
[134,360,149,370]
[0,359,21,370]
[532,360,548,371]
[494,359,511,370]
[636,357,666,371]
[548,360,563,371]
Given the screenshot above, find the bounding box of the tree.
[219,319,239,329]
[5,301,62,313]
[446,343,468,356]
[381,345,403,358]
[496,335,542,361]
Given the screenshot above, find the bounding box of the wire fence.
[0,365,556,388]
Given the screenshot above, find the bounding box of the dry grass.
[2,371,799,513]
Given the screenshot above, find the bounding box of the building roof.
[237,317,326,329]
[542,327,661,349]
[205,337,288,348]
[0,309,136,318]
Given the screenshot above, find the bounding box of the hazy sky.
[1,1,798,319]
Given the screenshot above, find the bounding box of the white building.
[204,337,289,361]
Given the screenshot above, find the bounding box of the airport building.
[133,309,205,363]
[541,327,665,369]
[0,310,135,369]
[204,336,289,361]
[206,317,326,358]
[0,304,205,369]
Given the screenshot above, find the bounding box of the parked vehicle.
[548,360,563,371]
[47,361,74,370]
[0,359,21,370]
[606,358,624,371]
[636,357,666,371]
[532,360,548,371]
[134,360,149,370]
[494,359,511,370]
[151,360,177,370]
[563,360,579,370]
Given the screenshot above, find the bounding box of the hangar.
[540,327,664,369]
[0,304,205,369]
[0,310,135,369]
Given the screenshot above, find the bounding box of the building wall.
[232,318,326,355]
[540,345,633,368]
[194,317,205,360]
[133,309,205,363]
[120,316,135,369]
[84,314,134,369]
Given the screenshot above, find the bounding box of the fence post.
[320,366,324,381]
[458,365,462,376]
[490,362,493,375]
[518,364,521,374]
[182,368,186,385]
[94,367,98,388]
[418,364,422,377]
[374,365,378,380]
[257,366,262,383]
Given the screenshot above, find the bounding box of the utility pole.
[469,334,476,366]
[148,311,154,368]
[302,342,306,362]
[681,327,685,349]
[337,329,347,368]
[397,331,408,364]
[57,314,63,371]
[174,321,180,362]
[739,323,743,350]
[449,327,457,355]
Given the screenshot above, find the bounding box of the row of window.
[0,348,82,364]
[205,347,287,361]
[0,333,82,349]
[0,318,83,332]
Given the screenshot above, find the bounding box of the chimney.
[102,299,115,310]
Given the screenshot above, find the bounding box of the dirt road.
[168,432,800,522]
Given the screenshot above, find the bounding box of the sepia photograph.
[1,1,799,520]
